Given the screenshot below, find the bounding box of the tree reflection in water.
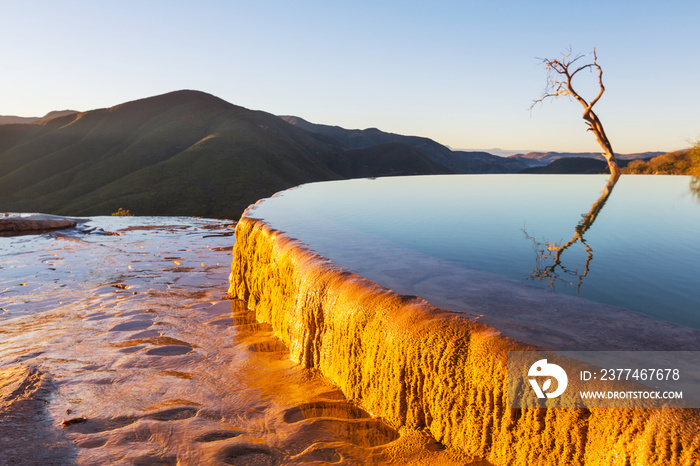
[691,176,700,202]
[524,173,619,293]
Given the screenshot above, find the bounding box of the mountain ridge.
[280,115,530,173]
[0,90,680,218]
[0,90,452,218]
[509,151,665,167]
[0,110,79,126]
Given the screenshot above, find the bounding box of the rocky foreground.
[0,213,80,234]
[0,216,477,465]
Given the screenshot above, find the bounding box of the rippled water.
[0,217,465,464]
[248,175,700,328]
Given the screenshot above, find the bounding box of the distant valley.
[0,90,671,218]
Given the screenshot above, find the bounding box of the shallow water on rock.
[0,216,476,465]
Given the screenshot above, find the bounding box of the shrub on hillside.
[625,143,700,175]
[111,207,132,216]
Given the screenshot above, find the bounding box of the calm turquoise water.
[250,175,700,328]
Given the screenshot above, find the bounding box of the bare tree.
[533,47,621,179]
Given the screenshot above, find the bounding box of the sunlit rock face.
[229,215,700,465]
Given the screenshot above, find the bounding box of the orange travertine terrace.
[228,214,700,466]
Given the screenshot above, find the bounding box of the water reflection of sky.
[251,175,700,328]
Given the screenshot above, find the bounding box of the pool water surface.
[248,174,700,329]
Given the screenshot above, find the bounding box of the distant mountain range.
[280,115,530,173]
[0,110,78,126]
[0,90,672,218]
[0,91,465,218]
[509,151,664,167]
[518,157,645,174]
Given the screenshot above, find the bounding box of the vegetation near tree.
[625,141,700,176]
[533,47,620,179]
[626,141,700,203]
[111,208,132,216]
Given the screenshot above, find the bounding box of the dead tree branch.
[533,47,621,179]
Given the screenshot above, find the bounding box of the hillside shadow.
[523,173,619,293]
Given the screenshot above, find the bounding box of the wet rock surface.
[0,216,474,464]
[0,213,82,235]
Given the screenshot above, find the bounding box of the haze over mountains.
[0,90,667,218]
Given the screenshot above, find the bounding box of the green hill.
[0,91,452,218]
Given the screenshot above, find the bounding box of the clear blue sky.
[1,0,698,154]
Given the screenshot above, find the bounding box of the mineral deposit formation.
[229,214,700,465]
